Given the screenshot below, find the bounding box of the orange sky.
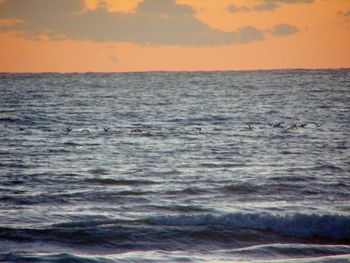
[0,0,350,72]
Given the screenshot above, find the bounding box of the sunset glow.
[1,0,350,72]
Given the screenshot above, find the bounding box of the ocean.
[0,70,349,262]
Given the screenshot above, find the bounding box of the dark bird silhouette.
[19,127,25,131]
[298,123,307,128]
[66,127,72,132]
[247,124,253,130]
[131,128,142,133]
[273,122,284,128]
[103,128,109,132]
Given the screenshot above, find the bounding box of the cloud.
[136,0,193,16]
[237,26,264,43]
[228,0,314,13]
[0,0,266,46]
[0,0,84,19]
[338,10,350,18]
[271,24,299,36]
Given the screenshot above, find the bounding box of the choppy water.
[0,70,349,262]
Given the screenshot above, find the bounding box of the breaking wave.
[146,212,350,240]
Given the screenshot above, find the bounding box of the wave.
[0,162,31,169]
[0,116,37,125]
[164,186,209,195]
[222,182,259,194]
[0,117,20,123]
[84,178,159,186]
[1,250,350,263]
[0,213,349,258]
[0,252,110,263]
[1,213,349,247]
[146,212,350,240]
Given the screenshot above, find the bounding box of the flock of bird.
[10,121,323,134]
[246,121,322,131]
[5,121,323,134]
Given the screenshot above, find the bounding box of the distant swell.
[0,252,106,263]
[1,213,349,245]
[1,251,350,263]
[84,178,159,186]
[0,117,19,123]
[146,212,350,240]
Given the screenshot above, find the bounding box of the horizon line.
[1,67,350,74]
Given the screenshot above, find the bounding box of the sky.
[0,0,350,72]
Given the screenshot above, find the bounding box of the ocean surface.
[0,70,349,262]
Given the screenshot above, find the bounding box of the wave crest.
[146,212,350,240]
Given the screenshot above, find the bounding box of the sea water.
[0,70,349,262]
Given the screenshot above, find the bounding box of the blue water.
[0,70,349,262]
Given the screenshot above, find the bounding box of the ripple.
[84,178,159,186]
